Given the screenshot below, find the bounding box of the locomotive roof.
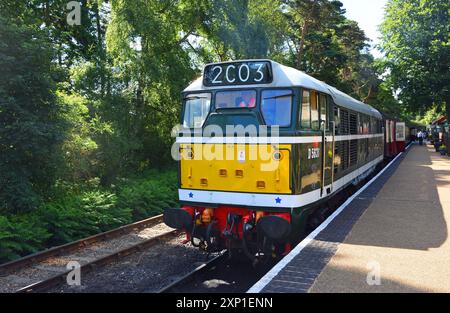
[184,59,382,119]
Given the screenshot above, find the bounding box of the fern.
[0,169,177,262]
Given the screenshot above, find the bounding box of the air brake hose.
[242,222,256,261]
[205,220,217,249]
[190,222,200,247]
[190,212,201,247]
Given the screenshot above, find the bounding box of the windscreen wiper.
[184,96,208,100]
[263,94,293,100]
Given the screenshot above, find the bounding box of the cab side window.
[261,89,293,127]
[334,106,340,135]
[319,94,327,130]
[311,91,319,130]
[300,89,311,129]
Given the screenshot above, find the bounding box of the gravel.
[48,235,216,293]
[0,222,176,293]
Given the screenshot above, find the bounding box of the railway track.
[158,252,277,293]
[0,214,179,293]
[158,253,228,293]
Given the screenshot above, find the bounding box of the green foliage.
[414,104,446,125]
[0,169,177,262]
[200,0,277,59]
[280,0,375,97]
[0,215,50,261]
[58,91,99,181]
[116,170,179,220]
[40,190,130,245]
[380,0,450,114]
[0,15,67,214]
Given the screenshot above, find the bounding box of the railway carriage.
[395,121,407,152]
[383,114,399,157]
[382,114,409,158]
[164,59,385,260]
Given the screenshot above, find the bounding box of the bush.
[116,170,179,220]
[0,169,178,263]
[0,214,50,261]
[40,190,132,246]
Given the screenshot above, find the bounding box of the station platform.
[249,144,450,293]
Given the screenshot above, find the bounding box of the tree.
[380,0,450,149]
[198,0,287,60]
[99,0,207,184]
[0,15,67,213]
[280,0,376,98]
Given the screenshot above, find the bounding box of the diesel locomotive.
[164,59,407,261]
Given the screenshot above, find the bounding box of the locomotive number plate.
[308,148,320,159]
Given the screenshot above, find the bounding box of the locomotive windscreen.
[203,61,273,86]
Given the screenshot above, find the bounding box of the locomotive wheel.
[306,213,323,233]
[256,237,282,264]
[205,221,221,252]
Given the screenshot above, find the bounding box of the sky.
[339,0,388,58]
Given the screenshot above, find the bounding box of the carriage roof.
[184,59,382,119]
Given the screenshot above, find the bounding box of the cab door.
[320,94,334,196]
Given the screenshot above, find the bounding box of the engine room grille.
[340,109,349,134]
[334,142,339,174]
[350,113,357,135]
[349,139,358,166]
[341,140,349,170]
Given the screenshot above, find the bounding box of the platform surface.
[250,144,450,293]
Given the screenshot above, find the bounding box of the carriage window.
[311,91,319,130]
[215,90,256,109]
[320,94,327,128]
[182,93,211,128]
[300,90,311,128]
[261,89,292,127]
[396,123,405,141]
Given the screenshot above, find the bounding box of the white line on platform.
[247,145,410,293]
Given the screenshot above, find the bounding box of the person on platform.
[417,130,424,145]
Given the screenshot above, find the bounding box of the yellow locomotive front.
[179,142,291,194]
[176,140,294,258]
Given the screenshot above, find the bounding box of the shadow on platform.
[343,144,448,251]
[310,261,429,293]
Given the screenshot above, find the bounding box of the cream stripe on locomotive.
[179,155,383,209]
[176,133,383,144]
